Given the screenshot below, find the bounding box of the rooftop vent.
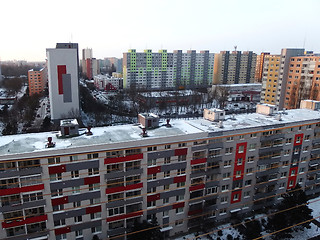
[203,108,225,122]
[46,137,55,148]
[138,113,159,129]
[218,120,224,128]
[86,126,93,136]
[166,119,171,127]
[140,127,148,137]
[275,113,282,121]
[59,119,79,138]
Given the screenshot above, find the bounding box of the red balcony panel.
[294,133,304,146]
[191,158,207,165]
[174,148,188,156]
[55,226,71,235]
[189,184,205,192]
[188,209,203,216]
[106,210,143,222]
[2,215,47,228]
[147,166,161,175]
[0,184,44,197]
[106,186,126,194]
[104,153,143,164]
[172,202,185,209]
[52,196,68,206]
[173,175,186,183]
[84,176,100,185]
[86,205,101,214]
[147,193,160,202]
[48,165,66,174]
[231,190,242,204]
[125,182,143,191]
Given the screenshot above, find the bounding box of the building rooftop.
[0,109,320,157]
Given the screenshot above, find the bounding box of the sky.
[1,0,319,61]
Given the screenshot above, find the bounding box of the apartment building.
[1,102,320,240]
[46,44,80,120]
[255,52,270,82]
[123,49,214,90]
[260,48,305,109]
[28,67,47,96]
[213,51,257,85]
[284,55,320,109]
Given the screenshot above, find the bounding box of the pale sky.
[1,0,319,61]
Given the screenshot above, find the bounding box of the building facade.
[46,44,80,120]
[123,49,214,90]
[260,48,305,109]
[255,52,270,82]
[284,55,320,109]
[93,75,123,91]
[28,67,47,96]
[1,103,320,240]
[213,51,257,85]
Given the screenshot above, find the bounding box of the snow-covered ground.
[175,196,320,240]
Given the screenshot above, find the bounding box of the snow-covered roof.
[0,109,320,157]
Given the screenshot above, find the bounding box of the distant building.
[284,54,320,109]
[82,48,99,79]
[255,52,270,82]
[93,74,123,91]
[123,49,214,90]
[213,51,257,85]
[46,43,80,120]
[260,48,305,109]
[28,67,47,96]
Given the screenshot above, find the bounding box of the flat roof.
[0,109,320,156]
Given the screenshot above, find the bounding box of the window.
[279,182,285,188]
[147,201,156,208]
[233,194,239,201]
[178,155,186,162]
[299,167,305,173]
[289,180,294,187]
[23,192,43,202]
[304,135,311,141]
[87,153,99,159]
[219,208,227,215]
[71,170,79,178]
[147,146,157,151]
[177,182,185,188]
[176,195,184,201]
[176,207,184,214]
[286,138,292,144]
[72,186,80,193]
[226,136,234,141]
[69,155,78,162]
[249,144,256,151]
[178,143,186,147]
[246,168,253,174]
[244,191,251,197]
[89,184,99,191]
[239,135,245,140]
[75,230,82,237]
[175,219,183,226]
[164,157,171,164]
[54,219,65,227]
[282,160,289,167]
[225,147,233,154]
[244,179,252,186]
[281,172,287,178]
[50,173,62,181]
[165,144,171,149]
[74,215,82,223]
[222,172,231,179]
[91,226,102,234]
[238,145,244,153]
[177,168,185,175]
[148,174,157,180]
[224,160,232,167]
[163,198,169,204]
[284,149,290,155]
[90,212,101,219]
[88,168,99,175]
[296,136,302,144]
[221,184,229,192]
[236,170,242,178]
[206,186,218,195]
[164,184,170,190]
[90,198,100,205]
[220,196,228,203]
[237,158,243,165]
[108,206,124,216]
[53,204,64,212]
[250,133,257,138]
[163,210,169,217]
[247,156,254,163]
[48,157,60,165]
[148,159,156,166]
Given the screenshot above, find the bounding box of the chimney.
[141,127,148,137]
[166,119,171,127]
[46,137,55,148]
[86,126,93,135]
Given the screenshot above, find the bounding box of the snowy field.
[175,196,320,240]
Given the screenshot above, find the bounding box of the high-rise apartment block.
[260,48,305,109]
[28,67,47,96]
[46,43,80,120]
[123,49,214,89]
[213,51,257,85]
[1,102,320,240]
[255,52,270,82]
[284,55,320,109]
[82,48,99,79]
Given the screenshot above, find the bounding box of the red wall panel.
[57,65,66,94]
[191,158,207,165]
[104,153,143,164]
[48,165,66,174]
[174,148,188,156]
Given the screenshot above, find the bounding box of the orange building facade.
[28,67,47,96]
[284,55,320,109]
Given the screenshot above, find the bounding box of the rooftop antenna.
[234,45,237,52]
[303,33,307,49]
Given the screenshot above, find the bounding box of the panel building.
[284,55,320,109]
[46,43,80,120]
[123,49,214,90]
[260,48,305,109]
[213,51,257,85]
[28,67,47,96]
[1,102,320,239]
[255,52,270,82]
